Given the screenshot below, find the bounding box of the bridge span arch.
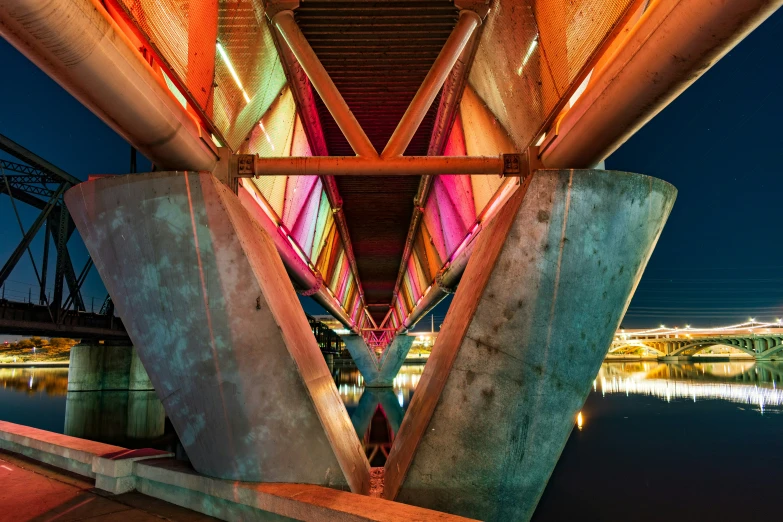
[611,334,783,359]
[668,341,756,358]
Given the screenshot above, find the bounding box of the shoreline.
[0,361,69,368]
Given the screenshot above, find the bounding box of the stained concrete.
[65,171,369,492]
[343,335,415,387]
[0,420,477,522]
[384,170,676,520]
[64,390,165,442]
[68,343,153,392]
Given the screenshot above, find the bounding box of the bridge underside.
[66,167,675,519]
[3,0,781,519]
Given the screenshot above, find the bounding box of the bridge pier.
[68,342,153,392]
[65,171,369,492]
[383,169,676,521]
[343,334,414,387]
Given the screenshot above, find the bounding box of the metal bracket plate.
[502,146,544,179]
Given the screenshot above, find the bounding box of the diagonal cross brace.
[270,7,482,159]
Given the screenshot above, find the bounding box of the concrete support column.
[65,171,369,492]
[343,335,415,387]
[68,343,153,392]
[383,169,676,520]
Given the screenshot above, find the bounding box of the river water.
[1,361,782,520]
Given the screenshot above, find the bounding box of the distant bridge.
[611,324,783,360]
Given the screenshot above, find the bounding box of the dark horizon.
[1,8,781,330]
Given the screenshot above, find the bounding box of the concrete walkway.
[0,450,216,522]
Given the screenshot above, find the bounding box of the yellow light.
[576,411,584,430]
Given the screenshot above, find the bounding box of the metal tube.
[382,10,481,158]
[400,176,521,330]
[237,181,356,330]
[541,0,783,168]
[272,10,378,158]
[253,155,503,177]
[0,0,217,172]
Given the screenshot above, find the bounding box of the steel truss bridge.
[0,133,127,340]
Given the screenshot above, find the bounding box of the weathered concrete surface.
[0,420,476,521]
[129,348,155,390]
[65,171,369,492]
[343,335,415,387]
[64,390,165,442]
[384,170,676,520]
[68,343,152,391]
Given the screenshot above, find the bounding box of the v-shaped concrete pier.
[65,172,370,492]
[383,169,676,520]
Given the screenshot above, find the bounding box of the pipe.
[272,10,378,158]
[269,28,369,324]
[386,27,483,330]
[236,183,319,290]
[541,0,783,168]
[381,10,481,158]
[0,0,217,172]
[237,181,355,330]
[401,176,522,330]
[253,155,503,177]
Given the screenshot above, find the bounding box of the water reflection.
[0,367,68,396]
[598,361,783,412]
[333,363,424,466]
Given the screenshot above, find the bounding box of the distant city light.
[576,411,584,430]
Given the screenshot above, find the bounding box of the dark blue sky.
[1,9,781,330]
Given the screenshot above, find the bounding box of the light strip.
[259,121,275,150]
[517,35,538,76]
[217,42,252,105]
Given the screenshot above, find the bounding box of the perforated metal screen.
[115,0,285,150]
[468,0,636,151]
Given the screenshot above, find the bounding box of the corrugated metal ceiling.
[295,0,459,322]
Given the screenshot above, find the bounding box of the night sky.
[1,9,781,333]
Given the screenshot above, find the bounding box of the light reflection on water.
[535,360,783,521]
[597,361,783,413]
[0,367,68,396]
[2,360,782,465]
[333,363,425,466]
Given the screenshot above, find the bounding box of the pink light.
[449,231,474,264]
